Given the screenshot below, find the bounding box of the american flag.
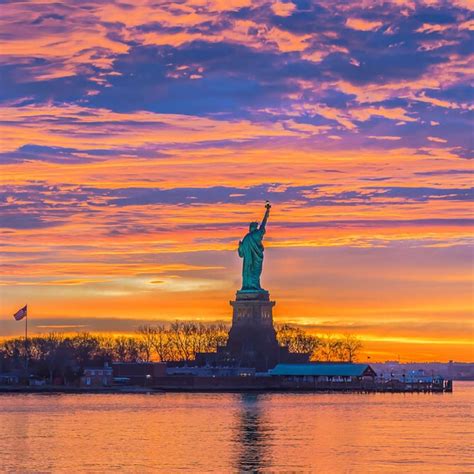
[13,305,27,321]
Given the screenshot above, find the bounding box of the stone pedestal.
[225,291,281,371]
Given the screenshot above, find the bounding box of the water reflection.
[235,394,270,472]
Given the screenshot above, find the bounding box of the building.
[29,375,46,386]
[0,372,21,385]
[112,362,167,385]
[371,362,474,381]
[80,364,113,387]
[166,366,256,377]
[269,363,377,382]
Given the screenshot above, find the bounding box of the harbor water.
[0,382,472,473]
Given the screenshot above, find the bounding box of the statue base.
[224,291,280,371]
[235,289,269,301]
[195,290,311,372]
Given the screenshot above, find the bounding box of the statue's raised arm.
[259,201,271,231]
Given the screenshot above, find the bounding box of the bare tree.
[152,325,174,362]
[113,336,147,362]
[341,335,363,362]
[317,335,343,361]
[168,322,197,361]
[137,325,157,362]
[276,324,321,359]
[70,333,101,367]
[0,337,24,369]
[315,334,363,362]
[161,321,230,362]
[36,333,65,383]
[205,323,228,351]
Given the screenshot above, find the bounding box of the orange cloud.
[427,136,448,143]
[346,18,383,31]
[271,1,297,17]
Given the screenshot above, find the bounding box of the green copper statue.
[238,201,271,292]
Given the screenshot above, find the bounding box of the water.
[0,383,472,473]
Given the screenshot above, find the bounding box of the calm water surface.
[0,382,473,473]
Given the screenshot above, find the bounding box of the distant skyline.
[1,0,473,362]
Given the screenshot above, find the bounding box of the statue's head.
[249,221,259,231]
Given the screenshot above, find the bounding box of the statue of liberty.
[238,201,271,292]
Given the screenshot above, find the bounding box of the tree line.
[0,322,363,381]
[276,324,363,363]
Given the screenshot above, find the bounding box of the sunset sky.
[1,0,473,362]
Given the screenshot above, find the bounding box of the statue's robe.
[238,228,265,290]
